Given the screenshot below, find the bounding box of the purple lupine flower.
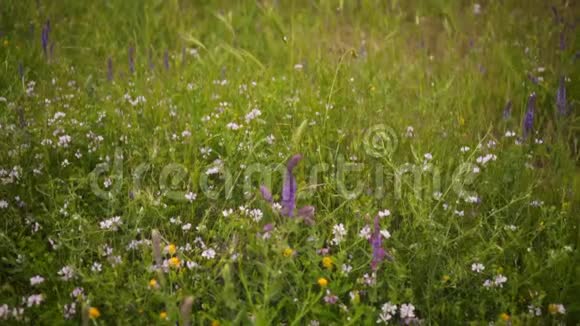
[260,154,315,224]
[281,154,302,217]
[560,30,566,51]
[164,50,169,70]
[523,93,536,139]
[260,186,273,203]
[369,215,386,271]
[502,100,512,120]
[128,46,135,74]
[556,76,567,115]
[41,19,50,58]
[107,58,113,81]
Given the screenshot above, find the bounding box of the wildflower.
[89,307,100,319]
[499,313,510,321]
[165,244,177,256]
[503,100,512,120]
[70,287,85,300]
[317,277,328,287]
[341,264,353,275]
[63,302,76,319]
[528,304,542,316]
[99,216,122,231]
[159,311,168,320]
[27,294,43,307]
[523,93,536,139]
[184,192,197,202]
[370,215,393,270]
[260,154,315,225]
[556,76,567,115]
[331,223,347,245]
[211,320,220,326]
[400,303,416,319]
[322,256,333,269]
[58,266,75,281]
[324,290,338,304]
[283,248,294,257]
[30,275,45,286]
[359,225,371,239]
[378,209,391,218]
[168,257,180,268]
[149,278,159,289]
[201,248,216,260]
[494,274,508,287]
[377,302,397,323]
[548,303,566,315]
[442,275,450,282]
[222,208,233,217]
[471,262,485,273]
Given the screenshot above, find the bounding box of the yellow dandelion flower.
[283,248,294,257]
[211,320,220,326]
[149,278,158,289]
[88,307,101,319]
[322,256,333,269]
[317,277,328,287]
[169,257,180,268]
[442,275,450,282]
[159,311,168,320]
[499,313,510,321]
[166,244,177,256]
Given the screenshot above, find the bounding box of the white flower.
[358,225,371,240]
[471,263,485,273]
[377,302,398,323]
[494,274,507,287]
[294,63,304,70]
[505,130,516,137]
[405,126,414,138]
[399,303,416,319]
[528,304,542,316]
[201,248,216,260]
[57,135,72,147]
[222,208,234,217]
[206,166,220,175]
[331,223,347,245]
[0,200,8,209]
[266,134,275,144]
[182,223,192,231]
[91,262,102,273]
[424,153,433,161]
[378,209,391,218]
[249,208,263,222]
[245,108,262,123]
[63,302,76,319]
[58,266,75,281]
[380,230,391,239]
[226,122,241,130]
[99,216,122,231]
[551,304,566,314]
[30,275,45,286]
[473,3,481,14]
[185,192,197,202]
[186,261,199,270]
[341,264,353,275]
[27,294,43,307]
[460,146,471,153]
[476,154,497,165]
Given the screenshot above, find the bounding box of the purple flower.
[260,154,315,224]
[281,154,302,217]
[370,216,386,271]
[107,58,113,81]
[369,215,393,270]
[324,291,338,304]
[262,223,275,232]
[164,50,170,70]
[128,46,135,74]
[502,100,512,120]
[556,76,567,115]
[41,20,50,58]
[523,93,536,139]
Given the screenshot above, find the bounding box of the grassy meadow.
[0,0,579,324]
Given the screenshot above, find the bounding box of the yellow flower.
[322,256,333,269]
[3,39,8,47]
[283,248,294,257]
[89,307,101,319]
[166,244,177,256]
[459,116,465,126]
[442,275,450,282]
[499,313,510,321]
[169,257,180,268]
[317,277,328,287]
[159,311,168,320]
[211,320,220,326]
[149,278,158,289]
